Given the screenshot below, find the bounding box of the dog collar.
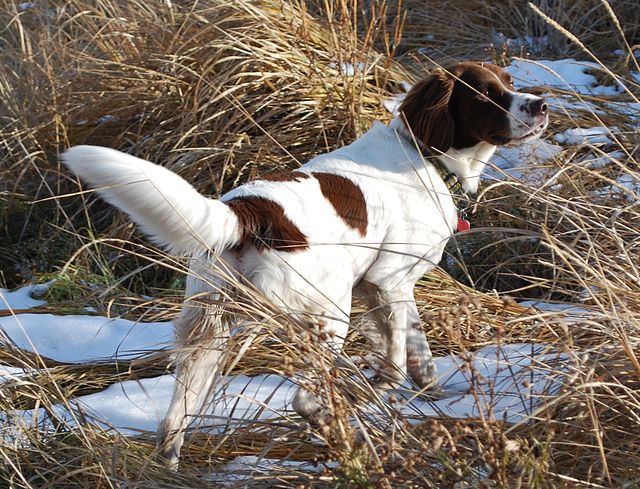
[429,158,471,233]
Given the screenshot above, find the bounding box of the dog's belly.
[236,239,378,318]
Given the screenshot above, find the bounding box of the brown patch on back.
[226,196,308,252]
[257,171,310,183]
[312,172,367,237]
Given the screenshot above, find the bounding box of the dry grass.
[1,0,640,487]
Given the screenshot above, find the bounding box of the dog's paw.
[407,353,438,389]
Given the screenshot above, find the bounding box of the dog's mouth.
[495,115,549,146]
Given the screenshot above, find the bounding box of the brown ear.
[398,69,455,153]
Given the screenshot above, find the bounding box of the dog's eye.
[478,87,491,100]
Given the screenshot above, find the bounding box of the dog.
[62,61,549,467]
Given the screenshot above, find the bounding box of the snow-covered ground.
[0,283,48,311]
[1,313,171,363]
[1,285,571,437]
[506,58,628,96]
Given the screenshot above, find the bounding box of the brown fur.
[312,172,368,237]
[226,196,308,252]
[258,171,310,182]
[398,68,455,153]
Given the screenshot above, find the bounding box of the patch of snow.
[207,455,334,484]
[606,101,640,119]
[519,300,591,314]
[18,2,37,11]
[0,365,31,380]
[0,284,48,311]
[98,115,118,124]
[486,138,562,181]
[399,343,567,423]
[0,314,172,362]
[16,343,568,434]
[518,300,600,324]
[547,93,604,115]
[19,373,296,436]
[580,150,625,169]
[383,94,405,115]
[614,173,640,195]
[507,59,625,96]
[554,127,616,146]
[383,82,411,115]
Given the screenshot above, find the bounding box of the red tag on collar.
[457,218,471,232]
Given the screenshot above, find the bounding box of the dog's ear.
[398,69,455,153]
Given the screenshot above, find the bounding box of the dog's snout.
[526,98,548,116]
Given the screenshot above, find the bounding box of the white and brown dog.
[62,62,548,467]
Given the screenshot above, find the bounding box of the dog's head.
[398,61,549,153]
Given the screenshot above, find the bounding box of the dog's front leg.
[377,287,411,387]
[405,299,438,389]
[372,286,437,389]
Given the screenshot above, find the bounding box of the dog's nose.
[527,98,548,116]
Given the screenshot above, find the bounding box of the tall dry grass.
[1,0,639,487]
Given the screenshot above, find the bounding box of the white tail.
[62,146,241,254]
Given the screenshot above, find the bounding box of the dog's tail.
[62,145,242,255]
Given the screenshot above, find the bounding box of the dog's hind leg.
[156,254,233,469]
[291,292,352,421]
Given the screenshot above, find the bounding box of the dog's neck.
[390,116,496,194]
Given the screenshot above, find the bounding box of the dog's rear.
[64,147,240,465]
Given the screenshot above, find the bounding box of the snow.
[518,300,593,323]
[488,138,562,181]
[1,313,172,362]
[492,32,550,56]
[14,341,568,435]
[593,172,640,199]
[382,81,411,115]
[397,343,567,423]
[0,283,569,434]
[18,2,36,11]
[554,127,616,146]
[98,115,118,124]
[0,284,47,311]
[66,374,296,435]
[383,94,404,115]
[580,150,625,169]
[547,94,604,115]
[329,62,366,76]
[207,455,335,484]
[507,59,625,96]
[0,275,172,365]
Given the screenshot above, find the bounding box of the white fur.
[508,91,548,141]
